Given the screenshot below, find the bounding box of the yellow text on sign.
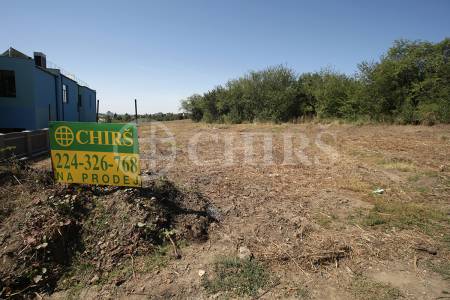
[51,150,141,187]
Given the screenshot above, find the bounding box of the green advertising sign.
[49,122,141,187]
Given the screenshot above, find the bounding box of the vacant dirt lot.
[2,120,450,299]
[135,120,450,299]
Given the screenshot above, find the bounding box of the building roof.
[1,47,31,59]
[1,47,95,91]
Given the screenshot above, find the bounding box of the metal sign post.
[134,99,138,124]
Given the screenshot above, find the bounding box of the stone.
[90,274,99,284]
[237,246,253,260]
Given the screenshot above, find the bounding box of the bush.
[202,257,270,297]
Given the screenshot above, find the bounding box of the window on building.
[78,94,82,107]
[62,84,68,103]
[0,70,16,97]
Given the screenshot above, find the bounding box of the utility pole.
[134,99,138,124]
[96,99,99,123]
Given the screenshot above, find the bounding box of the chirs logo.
[74,128,134,146]
[54,126,74,147]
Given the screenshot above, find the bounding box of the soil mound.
[0,165,215,298]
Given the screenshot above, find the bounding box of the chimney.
[33,52,47,68]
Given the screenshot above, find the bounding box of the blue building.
[0,48,97,131]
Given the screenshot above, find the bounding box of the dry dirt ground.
[2,120,450,299]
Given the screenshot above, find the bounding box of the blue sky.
[3,0,449,113]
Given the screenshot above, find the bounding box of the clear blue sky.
[3,0,449,114]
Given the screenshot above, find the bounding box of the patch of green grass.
[101,260,134,284]
[348,208,365,222]
[271,126,284,133]
[294,286,311,299]
[339,176,372,193]
[379,158,416,172]
[416,186,430,193]
[59,243,174,293]
[443,234,450,250]
[57,260,95,289]
[85,199,110,231]
[202,257,270,297]
[140,244,171,272]
[57,260,95,298]
[66,282,86,300]
[407,174,421,182]
[98,244,175,286]
[315,213,337,229]
[362,200,450,235]
[407,171,447,193]
[350,276,402,300]
[349,149,383,160]
[431,262,450,281]
[423,170,440,178]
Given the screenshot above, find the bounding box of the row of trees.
[139,112,188,122]
[104,112,187,123]
[181,38,450,124]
